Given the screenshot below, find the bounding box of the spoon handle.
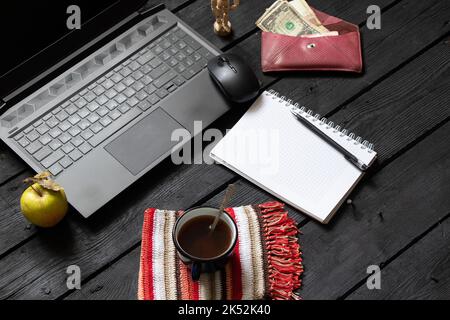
[210,184,235,232]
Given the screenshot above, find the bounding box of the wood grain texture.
[297,120,450,299]
[0,0,449,301]
[348,217,450,300]
[271,0,450,117]
[0,162,234,299]
[66,122,450,300]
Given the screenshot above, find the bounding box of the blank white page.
[210,91,372,223]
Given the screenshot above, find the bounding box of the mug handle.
[191,262,201,281]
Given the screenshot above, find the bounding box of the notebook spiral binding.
[266,90,375,153]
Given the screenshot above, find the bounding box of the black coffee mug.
[172,207,238,281]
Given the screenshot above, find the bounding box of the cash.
[256,0,332,36]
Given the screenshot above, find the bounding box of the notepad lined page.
[211,91,375,222]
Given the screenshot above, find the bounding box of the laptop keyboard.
[13,26,214,176]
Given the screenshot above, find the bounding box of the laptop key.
[77,108,90,119]
[58,121,71,132]
[41,150,64,168]
[36,124,50,135]
[59,156,73,169]
[59,132,72,144]
[68,149,83,161]
[27,130,40,142]
[18,137,30,148]
[127,97,139,108]
[49,140,63,151]
[39,134,52,146]
[87,102,100,112]
[84,91,97,102]
[46,117,59,128]
[61,143,75,154]
[69,127,82,137]
[147,94,160,105]
[153,70,177,88]
[138,100,151,112]
[34,146,52,161]
[109,110,121,120]
[100,116,112,127]
[48,163,63,176]
[65,103,78,115]
[88,107,141,147]
[55,110,69,122]
[68,114,81,125]
[49,128,62,139]
[156,88,169,99]
[97,106,109,117]
[73,117,86,132]
[90,123,103,134]
[26,141,42,154]
[79,142,92,155]
[81,129,94,140]
[72,136,84,147]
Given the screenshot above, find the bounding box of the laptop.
[0,1,232,217]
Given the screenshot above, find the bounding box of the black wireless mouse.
[207,54,260,104]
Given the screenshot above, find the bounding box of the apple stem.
[31,184,43,197]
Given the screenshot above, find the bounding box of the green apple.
[20,183,68,228]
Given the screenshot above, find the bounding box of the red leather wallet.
[261,8,363,73]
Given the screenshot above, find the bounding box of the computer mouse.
[207,54,260,104]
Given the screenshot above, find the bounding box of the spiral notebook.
[210,90,377,223]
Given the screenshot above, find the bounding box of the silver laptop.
[0,4,231,217]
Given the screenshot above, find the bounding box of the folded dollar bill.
[256,0,332,36]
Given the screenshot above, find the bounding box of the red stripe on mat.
[142,208,156,300]
[226,207,243,300]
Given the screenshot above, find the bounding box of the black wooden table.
[0,0,449,300]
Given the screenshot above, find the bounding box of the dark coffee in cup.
[173,207,238,281]
[177,215,232,259]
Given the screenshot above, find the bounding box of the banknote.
[256,0,332,36]
[289,0,329,33]
[256,0,323,36]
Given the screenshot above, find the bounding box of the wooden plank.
[67,247,141,300]
[296,116,450,300]
[0,162,234,299]
[66,120,450,300]
[270,0,450,117]
[0,172,38,256]
[348,217,450,300]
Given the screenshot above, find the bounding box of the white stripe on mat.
[244,205,265,299]
[233,206,255,299]
[152,209,167,300]
[164,211,178,300]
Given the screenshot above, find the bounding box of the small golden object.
[211,0,240,36]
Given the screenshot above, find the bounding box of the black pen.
[290,109,368,172]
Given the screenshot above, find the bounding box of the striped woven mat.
[138,201,303,300]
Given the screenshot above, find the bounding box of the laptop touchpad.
[105,108,183,176]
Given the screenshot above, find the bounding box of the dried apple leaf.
[23,171,64,192]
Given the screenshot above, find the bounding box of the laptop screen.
[0,0,145,99]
